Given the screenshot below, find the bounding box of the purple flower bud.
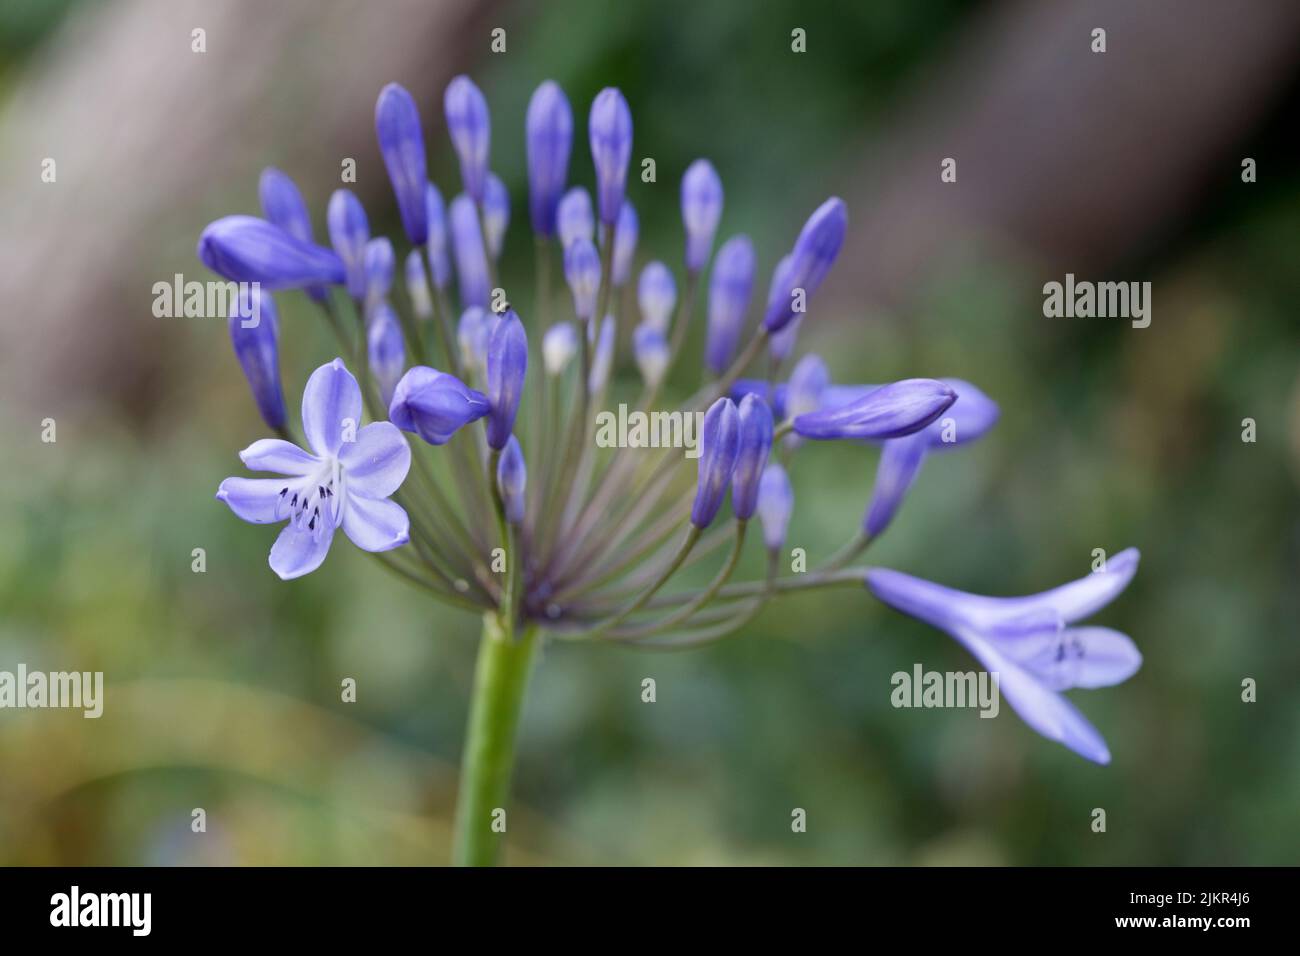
[425,182,451,289]
[705,235,755,374]
[638,261,676,334]
[367,300,406,407]
[496,435,527,525]
[526,80,573,237]
[375,82,429,245]
[756,463,793,551]
[405,249,433,319]
[588,315,615,395]
[762,197,848,332]
[768,316,802,364]
[444,75,491,202]
[611,201,639,287]
[588,87,632,225]
[731,394,773,520]
[793,378,956,441]
[557,187,594,250]
[730,379,788,419]
[258,167,312,244]
[863,431,927,538]
[543,321,578,375]
[633,323,669,388]
[482,172,510,260]
[485,308,528,449]
[198,215,345,291]
[691,397,741,529]
[785,353,829,421]
[457,306,492,373]
[228,285,286,429]
[925,378,1000,449]
[389,366,490,446]
[326,190,370,299]
[363,237,395,311]
[449,193,490,308]
[681,159,723,273]
[564,237,601,321]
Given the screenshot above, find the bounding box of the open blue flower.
[866,549,1142,764]
[216,358,412,580]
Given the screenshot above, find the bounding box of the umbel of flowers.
[198,76,1142,865]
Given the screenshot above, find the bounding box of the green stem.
[452,614,538,867]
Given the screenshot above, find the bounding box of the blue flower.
[367,301,406,407]
[363,237,395,312]
[389,365,490,446]
[216,358,411,580]
[228,285,286,430]
[705,234,755,374]
[731,394,773,520]
[637,261,676,334]
[756,463,793,552]
[588,87,632,225]
[681,159,723,273]
[866,549,1142,764]
[425,182,451,290]
[327,190,370,300]
[611,201,639,287]
[198,215,344,290]
[449,193,490,309]
[691,397,740,529]
[482,173,510,260]
[633,323,669,388]
[526,80,573,238]
[445,75,491,202]
[557,187,595,249]
[497,435,527,525]
[763,198,847,332]
[486,309,528,450]
[793,378,956,441]
[564,237,600,321]
[375,82,429,245]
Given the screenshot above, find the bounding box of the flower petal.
[302,358,363,458]
[1021,626,1143,691]
[269,522,335,579]
[1009,548,1141,625]
[926,378,999,449]
[793,378,956,441]
[955,626,1112,765]
[338,422,411,499]
[342,493,410,553]
[216,477,289,524]
[863,432,928,537]
[238,438,319,475]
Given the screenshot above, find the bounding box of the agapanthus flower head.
[425,182,451,289]
[228,285,285,430]
[497,435,527,525]
[638,261,676,334]
[611,201,639,287]
[449,193,490,309]
[705,234,755,375]
[681,159,724,273]
[375,82,429,245]
[756,463,793,552]
[793,378,956,441]
[633,323,669,388]
[216,358,411,579]
[363,237,395,311]
[457,305,492,373]
[588,87,633,225]
[691,397,741,529]
[327,190,370,299]
[485,309,528,449]
[444,74,491,202]
[526,80,573,238]
[564,237,601,321]
[763,197,848,333]
[588,315,615,395]
[367,300,406,407]
[557,187,595,249]
[543,321,578,376]
[731,394,774,520]
[866,549,1142,764]
[482,172,510,260]
[198,215,345,291]
[389,365,490,446]
[405,249,433,319]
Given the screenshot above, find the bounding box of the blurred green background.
[1,0,1297,865]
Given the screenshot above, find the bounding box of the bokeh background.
[1,0,1297,865]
